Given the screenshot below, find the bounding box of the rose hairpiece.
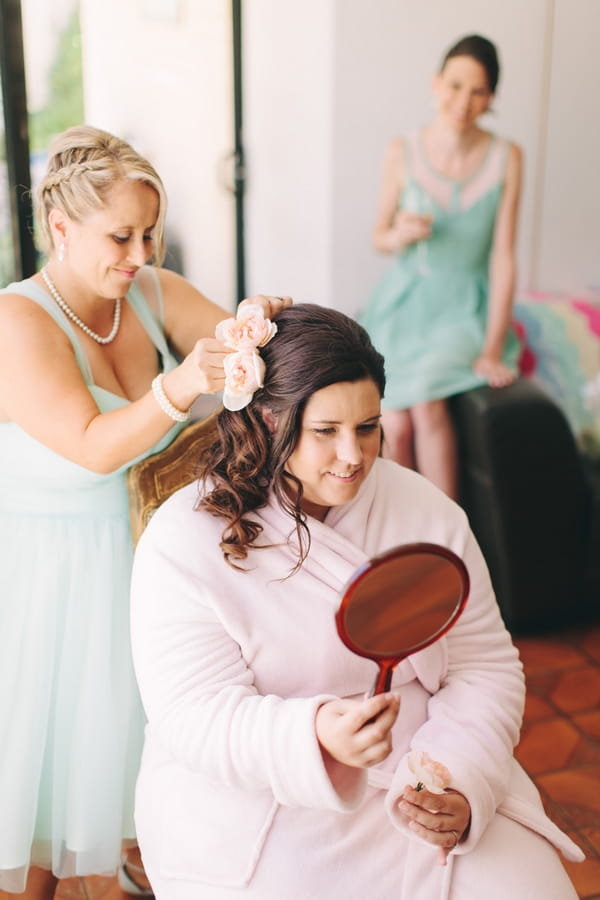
[215,304,278,411]
[407,750,451,794]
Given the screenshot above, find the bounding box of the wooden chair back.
[127,412,219,545]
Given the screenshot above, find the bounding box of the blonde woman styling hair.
[0,124,289,899]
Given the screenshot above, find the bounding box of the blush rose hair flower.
[215,304,278,351]
[216,305,277,411]
[222,350,266,411]
[408,750,451,794]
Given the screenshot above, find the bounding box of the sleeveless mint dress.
[0,269,186,890]
[359,130,520,409]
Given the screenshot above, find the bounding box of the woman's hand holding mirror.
[316,692,401,769]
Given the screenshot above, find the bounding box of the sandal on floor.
[118,854,154,897]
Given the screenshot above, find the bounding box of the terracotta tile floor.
[54,876,127,900]
[514,622,600,900]
[54,623,600,900]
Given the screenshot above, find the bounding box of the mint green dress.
[359,130,520,409]
[0,269,185,890]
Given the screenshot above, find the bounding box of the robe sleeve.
[130,500,366,814]
[384,516,526,853]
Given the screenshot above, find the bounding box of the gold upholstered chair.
[127,411,220,545]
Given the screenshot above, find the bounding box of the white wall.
[21,0,75,111]
[244,0,335,304]
[535,0,600,292]
[78,1,600,313]
[329,0,550,314]
[80,0,237,309]
[245,0,600,313]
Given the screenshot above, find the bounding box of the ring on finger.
[449,829,459,849]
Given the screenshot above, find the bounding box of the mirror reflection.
[336,543,469,695]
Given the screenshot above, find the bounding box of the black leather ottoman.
[581,458,600,613]
[449,379,592,634]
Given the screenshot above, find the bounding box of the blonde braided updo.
[36,125,167,263]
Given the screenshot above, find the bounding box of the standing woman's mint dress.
[0,268,185,891]
[360,130,520,409]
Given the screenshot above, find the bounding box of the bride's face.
[285,378,382,522]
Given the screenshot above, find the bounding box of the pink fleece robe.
[130,458,582,899]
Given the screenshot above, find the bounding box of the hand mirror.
[335,542,469,696]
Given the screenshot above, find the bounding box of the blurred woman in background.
[0,124,288,899]
[360,34,522,499]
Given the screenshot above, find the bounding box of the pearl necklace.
[41,267,122,345]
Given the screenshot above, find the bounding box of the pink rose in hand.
[216,304,278,350]
[223,349,266,411]
[408,750,451,794]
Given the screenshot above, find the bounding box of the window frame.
[0,0,36,280]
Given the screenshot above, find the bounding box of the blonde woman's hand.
[473,354,517,387]
[160,296,292,412]
[398,785,472,866]
[315,692,400,769]
[238,294,293,319]
[160,337,229,412]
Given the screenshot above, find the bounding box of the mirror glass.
[336,542,469,695]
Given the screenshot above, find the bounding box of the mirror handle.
[369,661,395,697]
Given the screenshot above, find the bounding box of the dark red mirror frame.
[335,542,470,695]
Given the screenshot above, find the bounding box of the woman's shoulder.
[474,132,522,192]
[385,129,428,177]
[0,276,47,307]
[0,276,33,296]
[381,136,406,168]
[486,131,523,162]
[505,140,523,174]
[374,456,447,492]
[491,136,523,189]
[0,276,72,343]
[373,458,469,523]
[491,130,522,151]
[131,265,199,320]
[136,478,221,554]
[385,126,421,149]
[379,136,412,190]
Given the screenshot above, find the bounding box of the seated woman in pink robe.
[130,304,582,900]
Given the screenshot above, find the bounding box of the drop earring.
[58,242,65,263]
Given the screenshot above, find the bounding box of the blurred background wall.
[9,0,600,313]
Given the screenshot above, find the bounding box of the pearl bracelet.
[151,373,191,423]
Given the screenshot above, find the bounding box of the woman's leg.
[120,845,153,895]
[0,867,57,900]
[449,815,579,900]
[411,399,458,499]
[381,409,416,469]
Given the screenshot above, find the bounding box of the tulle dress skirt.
[0,413,180,891]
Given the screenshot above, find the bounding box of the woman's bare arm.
[0,275,288,474]
[474,142,523,385]
[372,139,431,254]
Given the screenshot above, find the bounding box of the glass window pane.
[0,90,16,286]
[20,0,84,248]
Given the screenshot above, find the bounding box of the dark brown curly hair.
[197,303,386,570]
[440,34,500,93]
